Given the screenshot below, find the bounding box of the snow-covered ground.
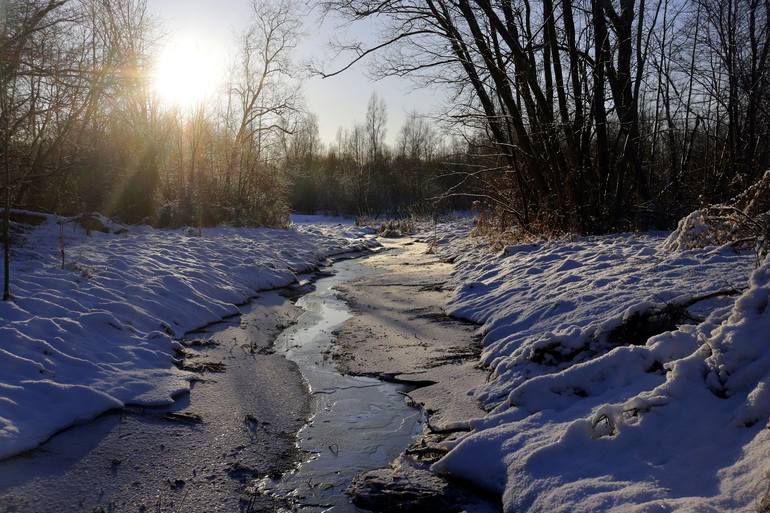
[426,220,770,512]
[0,212,375,459]
[7,208,770,512]
[290,213,356,225]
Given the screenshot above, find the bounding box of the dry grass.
[757,480,770,513]
[378,219,417,238]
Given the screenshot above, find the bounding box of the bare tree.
[316,0,770,233]
[224,0,300,224]
[2,0,69,301]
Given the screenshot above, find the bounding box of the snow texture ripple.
[426,221,769,513]
[0,213,376,459]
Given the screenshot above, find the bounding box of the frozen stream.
[266,257,423,512]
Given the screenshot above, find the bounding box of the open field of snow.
[0,212,376,460]
[425,221,770,512]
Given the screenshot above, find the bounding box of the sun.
[151,35,224,108]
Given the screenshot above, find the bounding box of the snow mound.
[430,225,770,512]
[661,209,720,251]
[0,214,376,459]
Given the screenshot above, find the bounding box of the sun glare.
[151,36,224,109]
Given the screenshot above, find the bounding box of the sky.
[147,0,445,145]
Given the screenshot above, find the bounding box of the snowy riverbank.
[424,220,770,512]
[0,213,376,459]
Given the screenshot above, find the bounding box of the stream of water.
[265,257,423,512]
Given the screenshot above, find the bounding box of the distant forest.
[280,95,476,219]
[2,0,770,233]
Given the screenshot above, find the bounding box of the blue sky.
[147,0,444,145]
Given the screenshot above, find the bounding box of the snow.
[290,213,358,226]
[425,220,770,512]
[661,209,717,251]
[0,212,376,459]
[7,209,770,511]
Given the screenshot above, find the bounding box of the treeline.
[7,0,768,236]
[2,0,302,230]
[1,0,467,233]
[283,95,470,217]
[322,0,770,232]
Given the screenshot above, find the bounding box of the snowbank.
[0,213,376,459]
[427,222,770,512]
[290,213,356,225]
